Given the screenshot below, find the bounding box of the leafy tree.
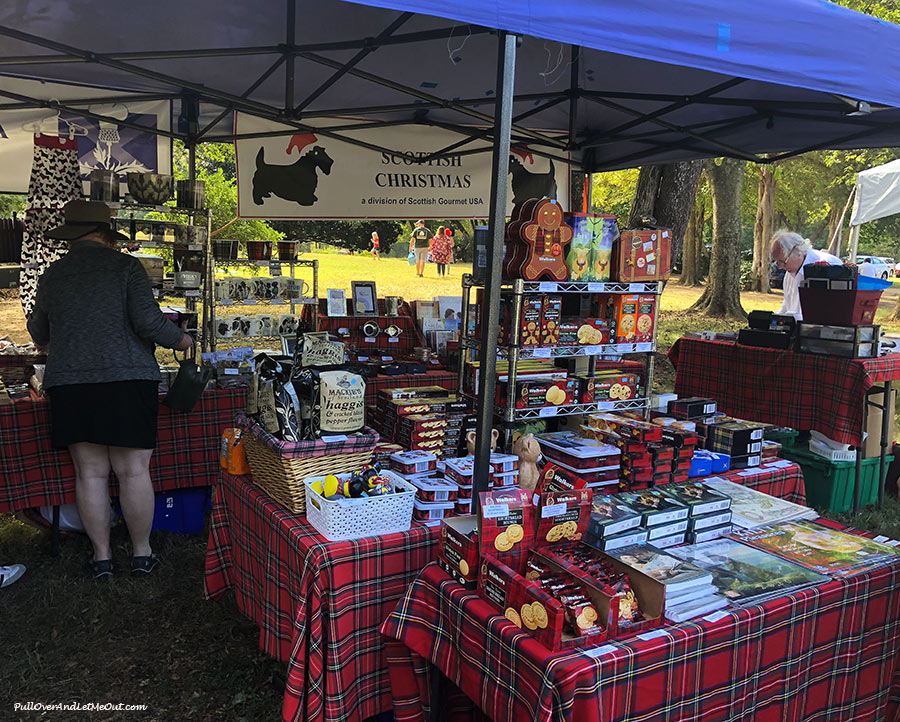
[0,194,26,216]
[269,219,403,253]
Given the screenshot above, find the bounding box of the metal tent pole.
[471,31,517,515]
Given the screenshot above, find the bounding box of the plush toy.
[466,428,499,457]
[513,433,541,492]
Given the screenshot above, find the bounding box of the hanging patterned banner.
[234,112,569,220]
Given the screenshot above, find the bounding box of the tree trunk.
[627,165,663,228]
[689,158,747,319]
[679,200,704,286]
[626,161,702,265]
[654,160,703,263]
[750,165,775,293]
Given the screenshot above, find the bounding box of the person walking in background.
[26,200,194,581]
[410,219,431,277]
[431,227,454,276]
[370,231,380,260]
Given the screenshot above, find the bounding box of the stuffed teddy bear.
[466,428,499,457]
[513,433,541,492]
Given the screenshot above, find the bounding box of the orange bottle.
[220,428,251,475]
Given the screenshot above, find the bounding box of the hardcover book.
[702,477,817,528]
[732,521,900,576]
[667,538,829,604]
[661,481,732,516]
[616,489,689,526]
[607,545,712,594]
[588,495,643,538]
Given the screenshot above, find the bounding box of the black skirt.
[47,380,160,449]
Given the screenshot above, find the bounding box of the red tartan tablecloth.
[0,387,246,513]
[668,337,900,447]
[382,552,900,722]
[203,472,439,722]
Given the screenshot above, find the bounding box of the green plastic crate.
[763,427,799,448]
[780,443,890,513]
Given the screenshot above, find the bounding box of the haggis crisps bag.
[313,371,365,437]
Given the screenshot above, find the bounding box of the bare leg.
[109,447,155,558]
[69,442,112,561]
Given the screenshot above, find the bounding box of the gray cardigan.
[27,242,186,389]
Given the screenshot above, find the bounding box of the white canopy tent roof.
[844,158,900,261]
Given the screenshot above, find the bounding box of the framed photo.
[281,334,298,357]
[326,288,347,317]
[351,281,378,316]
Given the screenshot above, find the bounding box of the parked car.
[854,255,892,280]
[770,262,785,289]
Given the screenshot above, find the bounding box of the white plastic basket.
[303,469,416,541]
[808,439,857,463]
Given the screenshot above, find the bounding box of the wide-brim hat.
[46,200,129,241]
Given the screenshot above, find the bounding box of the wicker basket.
[237,413,379,514]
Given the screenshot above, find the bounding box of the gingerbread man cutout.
[519,199,572,282]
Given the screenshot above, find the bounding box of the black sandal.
[85,557,114,581]
[131,552,160,577]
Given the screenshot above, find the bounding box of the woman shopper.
[431,227,454,276]
[26,200,194,580]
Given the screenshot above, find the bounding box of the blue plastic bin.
[151,488,211,534]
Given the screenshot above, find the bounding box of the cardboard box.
[479,488,535,564]
[564,213,617,282]
[541,295,562,345]
[438,555,477,589]
[612,294,640,343]
[440,516,481,583]
[588,527,650,552]
[573,319,614,346]
[635,295,656,342]
[534,488,593,546]
[513,379,575,409]
[520,296,543,347]
[667,397,717,420]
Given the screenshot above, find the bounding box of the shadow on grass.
[0,513,283,722]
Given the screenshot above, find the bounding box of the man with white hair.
[770,231,841,320]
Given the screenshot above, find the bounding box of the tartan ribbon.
[669,338,900,447]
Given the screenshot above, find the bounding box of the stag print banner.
[235,113,569,220]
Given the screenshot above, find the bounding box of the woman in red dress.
[432,227,454,276]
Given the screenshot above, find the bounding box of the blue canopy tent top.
[3,0,900,498]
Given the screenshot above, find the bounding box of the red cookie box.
[443,456,475,485]
[454,498,473,516]
[398,414,449,431]
[386,397,467,418]
[558,321,582,347]
[569,318,614,346]
[534,488,593,547]
[490,453,519,474]
[512,379,575,410]
[438,556,477,589]
[456,482,494,501]
[541,295,562,345]
[413,499,456,524]
[477,554,612,651]
[574,373,596,402]
[491,470,520,487]
[539,544,665,639]
[537,434,621,471]
[440,516,481,585]
[519,295,543,347]
[594,373,640,402]
[634,295,657,343]
[587,413,663,443]
[535,462,589,496]
[407,475,459,503]
[389,450,438,476]
[479,488,535,565]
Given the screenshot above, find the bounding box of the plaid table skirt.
[668,338,900,447]
[0,387,246,513]
[203,472,439,722]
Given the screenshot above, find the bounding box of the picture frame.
[326,288,347,317]
[280,334,298,357]
[351,281,378,317]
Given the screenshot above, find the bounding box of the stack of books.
[608,545,727,622]
[733,521,900,577]
[702,477,817,529]
[666,537,829,605]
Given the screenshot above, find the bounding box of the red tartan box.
[534,488,593,547]
[587,413,663,442]
[479,488,535,566]
[478,554,612,651]
[440,515,480,585]
[539,544,665,639]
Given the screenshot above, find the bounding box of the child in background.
[370,231,380,260]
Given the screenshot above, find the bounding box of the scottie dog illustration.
[509,156,557,207]
[252,145,334,206]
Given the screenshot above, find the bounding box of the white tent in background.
[844,158,900,262]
